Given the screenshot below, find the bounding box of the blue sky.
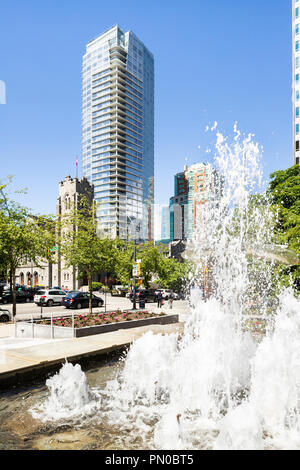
[0,0,293,218]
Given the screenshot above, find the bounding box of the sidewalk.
[152,302,191,323]
[0,321,184,387]
[0,323,14,338]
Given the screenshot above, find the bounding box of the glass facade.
[160,205,171,240]
[82,25,154,238]
[170,163,219,241]
[293,0,300,165]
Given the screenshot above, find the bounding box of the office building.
[160,205,170,241]
[293,0,300,164]
[169,163,219,241]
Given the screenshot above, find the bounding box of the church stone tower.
[53,176,94,290]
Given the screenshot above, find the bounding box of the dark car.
[28,286,45,295]
[12,285,40,296]
[130,289,157,303]
[0,290,34,304]
[177,292,186,300]
[62,291,104,309]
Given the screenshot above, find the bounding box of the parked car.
[0,290,34,304]
[31,286,46,294]
[62,291,104,309]
[22,286,43,296]
[34,289,67,306]
[154,289,177,300]
[163,289,174,300]
[177,292,185,300]
[154,289,164,297]
[111,286,128,297]
[130,289,157,303]
[0,308,12,322]
[169,292,178,300]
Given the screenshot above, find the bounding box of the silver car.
[0,308,12,322]
[34,289,67,307]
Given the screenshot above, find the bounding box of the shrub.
[91,282,103,291]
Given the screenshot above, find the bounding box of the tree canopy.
[0,178,55,315]
[59,196,119,313]
[267,165,300,290]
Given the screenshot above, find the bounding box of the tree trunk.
[12,265,16,317]
[9,269,12,292]
[88,274,93,315]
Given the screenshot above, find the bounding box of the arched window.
[64,194,69,211]
[64,194,72,211]
[20,273,24,285]
[33,272,38,286]
[26,272,31,286]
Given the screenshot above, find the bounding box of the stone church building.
[15,175,94,291]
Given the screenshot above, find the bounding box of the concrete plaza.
[0,294,190,386]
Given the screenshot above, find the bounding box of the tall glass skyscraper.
[293,0,300,165]
[82,25,154,239]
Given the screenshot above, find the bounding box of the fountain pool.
[0,357,133,450]
[1,127,300,450]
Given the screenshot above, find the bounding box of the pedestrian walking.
[168,291,174,309]
[157,291,163,308]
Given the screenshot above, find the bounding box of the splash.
[101,127,300,450]
[30,362,101,423]
[32,127,300,449]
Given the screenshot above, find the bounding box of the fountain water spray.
[101,127,300,450]
[32,127,300,450]
[30,361,101,422]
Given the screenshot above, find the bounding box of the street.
[0,294,190,352]
[1,293,191,323]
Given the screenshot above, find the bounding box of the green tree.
[133,241,191,292]
[139,242,167,288]
[267,165,300,290]
[59,197,118,313]
[112,239,135,287]
[0,179,55,316]
[158,257,191,292]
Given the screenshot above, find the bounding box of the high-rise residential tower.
[160,205,171,241]
[293,0,300,165]
[169,163,220,241]
[82,25,154,239]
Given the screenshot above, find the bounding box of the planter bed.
[15,311,179,339]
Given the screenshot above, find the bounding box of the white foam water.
[102,127,300,450]
[30,362,102,423]
[32,127,300,450]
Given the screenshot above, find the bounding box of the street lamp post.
[105,272,107,313]
[132,223,140,310]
